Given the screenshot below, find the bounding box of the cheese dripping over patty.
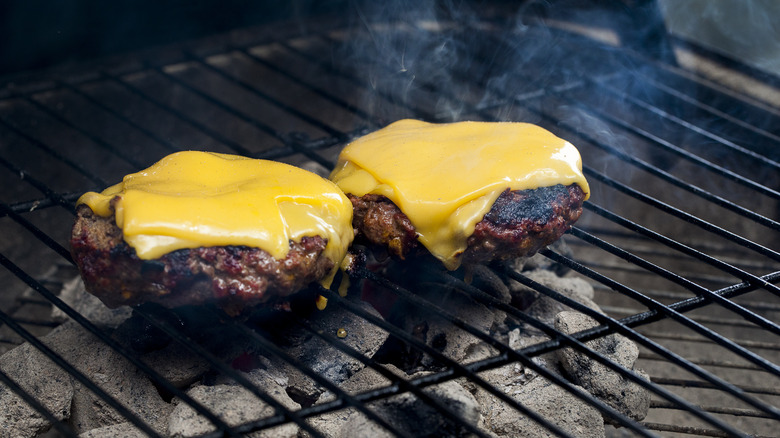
[330,119,589,270]
[77,151,354,287]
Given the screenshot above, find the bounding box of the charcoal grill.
[1,1,779,437]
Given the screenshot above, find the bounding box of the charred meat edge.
[70,204,335,316]
[348,184,585,264]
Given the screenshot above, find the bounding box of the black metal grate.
[1,4,779,437]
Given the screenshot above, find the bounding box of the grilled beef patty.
[71,205,335,316]
[348,184,585,264]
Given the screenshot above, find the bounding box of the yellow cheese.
[78,151,354,286]
[330,119,589,270]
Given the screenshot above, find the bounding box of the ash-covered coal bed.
[0,244,650,437]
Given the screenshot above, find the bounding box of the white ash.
[168,377,300,438]
[55,322,173,435]
[0,325,74,438]
[51,277,132,329]
[338,380,480,438]
[307,364,481,438]
[1,262,650,437]
[554,311,650,424]
[0,321,171,437]
[510,268,602,334]
[468,372,605,438]
[371,273,507,373]
[270,297,390,406]
[78,422,147,438]
[139,340,212,389]
[419,289,503,368]
[507,330,558,380]
[467,264,512,304]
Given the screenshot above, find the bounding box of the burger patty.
[348,184,586,264]
[70,205,335,316]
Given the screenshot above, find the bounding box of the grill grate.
[1,4,779,437]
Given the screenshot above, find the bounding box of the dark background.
[0,1,674,76]
[0,0,354,75]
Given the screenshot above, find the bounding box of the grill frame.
[1,4,779,437]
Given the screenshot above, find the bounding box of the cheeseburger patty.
[349,184,585,264]
[71,204,335,316]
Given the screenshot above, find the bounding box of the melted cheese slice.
[78,151,354,285]
[330,119,589,270]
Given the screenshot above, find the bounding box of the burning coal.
[0,250,649,437]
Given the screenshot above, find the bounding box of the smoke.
[335,0,496,123]
[333,0,677,127]
[659,0,780,74]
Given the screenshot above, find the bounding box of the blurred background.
[2,1,779,78]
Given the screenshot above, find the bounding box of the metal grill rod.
[500,265,780,429]
[0,75,414,434]
[230,311,482,438]
[0,252,253,437]
[562,117,779,231]
[0,174,572,434]
[566,80,780,200]
[584,168,780,263]
[130,62,338,170]
[102,70,254,157]
[1,111,772,436]
[5,193,80,216]
[289,319,492,437]
[149,56,304,141]
[239,46,378,125]
[650,405,775,427]
[181,50,344,139]
[504,77,780,238]
[23,95,147,170]
[0,301,163,437]
[639,352,769,372]
[290,35,440,122]
[642,421,772,438]
[216,305,460,437]
[633,69,780,146]
[590,73,780,172]
[583,261,742,290]
[358,267,654,434]
[480,19,780,170]
[292,276,658,437]
[577,246,777,288]
[295,316,517,436]
[555,230,780,375]
[617,270,780,328]
[641,331,780,352]
[132,306,376,438]
[469,28,780,201]
[583,203,780,315]
[318,282,579,438]
[141,49,367,167]
[422,267,752,434]
[652,377,780,397]
[606,307,775,331]
[56,79,182,154]
[0,202,73,262]
[367,23,780,254]
[316,30,505,126]
[0,117,108,188]
[592,279,780,312]
[1,15,772,436]
[0,367,78,437]
[541,249,780,418]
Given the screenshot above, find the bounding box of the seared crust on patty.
[71,205,335,316]
[348,193,418,259]
[348,184,585,264]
